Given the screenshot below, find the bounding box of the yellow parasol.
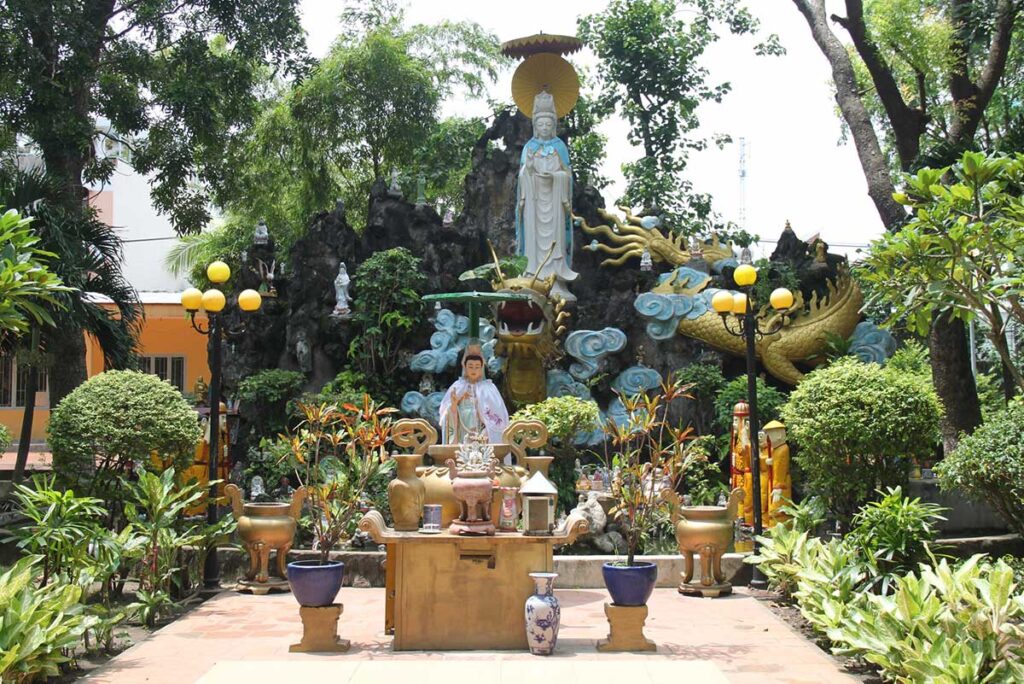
[511,53,580,118]
[501,33,584,59]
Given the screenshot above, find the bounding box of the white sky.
[298,1,886,260]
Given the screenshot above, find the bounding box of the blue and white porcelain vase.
[524,572,561,655]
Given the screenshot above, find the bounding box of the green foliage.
[311,370,371,410]
[676,435,728,506]
[845,487,946,594]
[123,468,229,624]
[578,0,781,230]
[459,255,529,284]
[886,339,931,376]
[0,556,97,683]
[830,556,1024,683]
[0,422,10,452]
[217,6,501,233]
[6,477,106,586]
[673,363,725,435]
[244,438,299,501]
[236,369,307,439]
[348,248,426,400]
[746,497,827,597]
[284,399,396,562]
[511,396,601,446]
[599,380,694,565]
[713,375,786,434]
[49,370,202,501]
[0,207,66,346]
[237,369,306,404]
[863,152,1024,391]
[782,359,941,526]
[0,0,307,235]
[513,396,602,513]
[937,402,1024,536]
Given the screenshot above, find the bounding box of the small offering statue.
[332,262,351,316]
[439,345,509,444]
[516,89,578,301]
[728,401,754,526]
[763,420,792,527]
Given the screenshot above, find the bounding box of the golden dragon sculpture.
[575,206,735,267]
[580,207,864,385]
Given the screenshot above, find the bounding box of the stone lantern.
[521,470,557,536]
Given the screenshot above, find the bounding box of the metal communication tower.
[738,136,748,230]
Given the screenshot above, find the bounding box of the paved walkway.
[84,588,858,683]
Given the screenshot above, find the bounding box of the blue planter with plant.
[602,561,658,606]
[287,560,345,607]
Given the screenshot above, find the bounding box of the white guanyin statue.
[516,90,578,301]
[439,345,509,444]
[332,261,351,316]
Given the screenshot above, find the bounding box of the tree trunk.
[930,313,982,454]
[46,328,88,413]
[790,0,907,228]
[13,367,38,484]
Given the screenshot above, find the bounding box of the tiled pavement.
[84,588,859,683]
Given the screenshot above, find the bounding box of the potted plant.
[599,379,692,606]
[284,397,395,606]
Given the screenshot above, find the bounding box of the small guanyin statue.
[332,261,351,316]
[438,345,509,444]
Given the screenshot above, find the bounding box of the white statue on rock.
[332,262,351,317]
[516,90,578,301]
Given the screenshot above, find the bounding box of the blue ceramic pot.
[287,560,344,607]
[601,561,657,606]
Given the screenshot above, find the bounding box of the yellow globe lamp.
[201,289,226,313]
[732,292,749,315]
[711,290,735,314]
[770,287,795,311]
[207,260,231,284]
[238,289,262,312]
[734,264,757,287]
[181,287,203,312]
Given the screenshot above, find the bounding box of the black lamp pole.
[204,313,222,589]
[741,285,767,590]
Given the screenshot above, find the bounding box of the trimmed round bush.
[781,358,941,527]
[49,370,201,495]
[937,402,1024,536]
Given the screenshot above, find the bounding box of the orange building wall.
[1,303,211,443]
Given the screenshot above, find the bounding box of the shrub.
[781,358,941,527]
[674,363,725,435]
[845,486,945,594]
[713,375,786,434]
[937,402,1024,536]
[512,396,601,510]
[0,423,10,451]
[0,557,97,682]
[348,247,426,400]
[49,370,201,498]
[676,434,727,505]
[236,368,306,438]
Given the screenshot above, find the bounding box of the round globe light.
[181,287,203,312]
[201,289,226,313]
[711,290,735,314]
[732,292,749,315]
[733,264,757,287]
[238,289,262,312]
[207,260,231,284]
[770,287,795,310]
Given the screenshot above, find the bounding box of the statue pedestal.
[236,577,290,596]
[596,603,656,653]
[289,604,351,653]
[679,576,732,598]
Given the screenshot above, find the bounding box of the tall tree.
[0,166,141,482]
[578,0,782,231]
[790,0,1022,451]
[0,0,307,407]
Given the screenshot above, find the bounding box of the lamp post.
[181,260,263,589]
[710,261,794,590]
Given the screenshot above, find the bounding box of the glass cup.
[422,504,442,533]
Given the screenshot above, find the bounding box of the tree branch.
[832,0,926,170]
[791,0,907,229]
[949,0,1020,144]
